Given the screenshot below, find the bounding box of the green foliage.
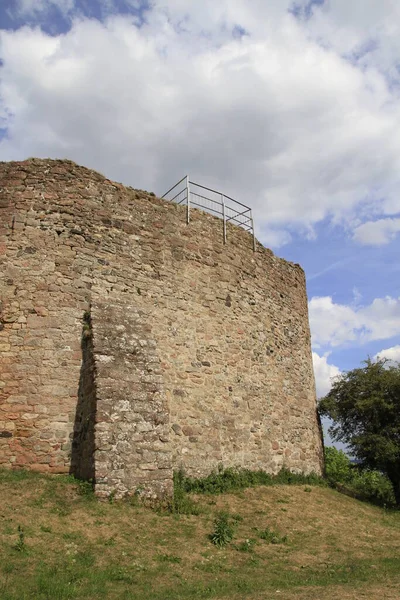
[350,470,396,507]
[156,554,181,564]
[319,358,400,504]
[236,538,256,552]
[108,490,116,504]
[14,526,26,553]
[169,470,201,515]
[258,527,287,544]
[169,465,324,519]
[0,468,44,484]
[324,447,353,484]
[180,466,324,495]
[76,479,95,499]
[210,512,235,547]
[40,525,52,533]
[324,446,396,507]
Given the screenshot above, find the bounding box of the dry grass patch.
[0,469,399,599]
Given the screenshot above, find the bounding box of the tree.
[319,358,400,505]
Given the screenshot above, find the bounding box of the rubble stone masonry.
[0,159,323,498]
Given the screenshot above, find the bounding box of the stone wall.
[0,158,323,497]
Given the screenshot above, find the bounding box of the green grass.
[1,554,399,599]
[179,466,326,495]
[0,468,399,600]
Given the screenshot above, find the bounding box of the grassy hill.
[0,469,399,600]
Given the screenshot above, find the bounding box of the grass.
[180,465,326,495]
[0,468,400,599]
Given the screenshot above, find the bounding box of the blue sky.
[0,0,149,35]
[1,0,400,446]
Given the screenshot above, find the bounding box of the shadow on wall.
[70,312,96,482]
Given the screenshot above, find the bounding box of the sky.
[1,0,400,446]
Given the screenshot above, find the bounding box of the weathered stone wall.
[0,158,323,497]
[91,300,172,498]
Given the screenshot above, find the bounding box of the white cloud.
[312,351,341,398]
[373,344,400,364]
[1,2,400,245]
[309,295,400,348]
[260,228,292,248]
[353,218,400,245]
[299,0,400,82]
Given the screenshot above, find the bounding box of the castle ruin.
[0,159,323,497]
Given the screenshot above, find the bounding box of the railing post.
[251,212,256,252]
[222,194,226,244]
[186,175,190,224]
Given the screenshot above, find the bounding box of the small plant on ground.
[104,536,116,546]
[236,538,256,552]
[14,526,26,552]
[210,512,235,547]
[259,526,287,544]
[231,513,243,523]
[77,478,94,499]
[156,553,182,564]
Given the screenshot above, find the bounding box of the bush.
[324,446,396,507]
[324,447,353,484]
[350,470,396,507]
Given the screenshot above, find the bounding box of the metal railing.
[161,176,256,251]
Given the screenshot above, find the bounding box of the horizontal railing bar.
[228,219,252,229]
[226,216,252,226]
[225,212,251,222]
[237,223,252,230]
[170,190,187,203]
[190,198,222,213]
[161,175,187,199]
[191,201,251,227]
[227,216,252,227]
[226,208,252,222]
[161,176,255,250]
[227,217,252,227]
[191,191,223,208]
[190,180,251,211]
[225,206,251,214]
